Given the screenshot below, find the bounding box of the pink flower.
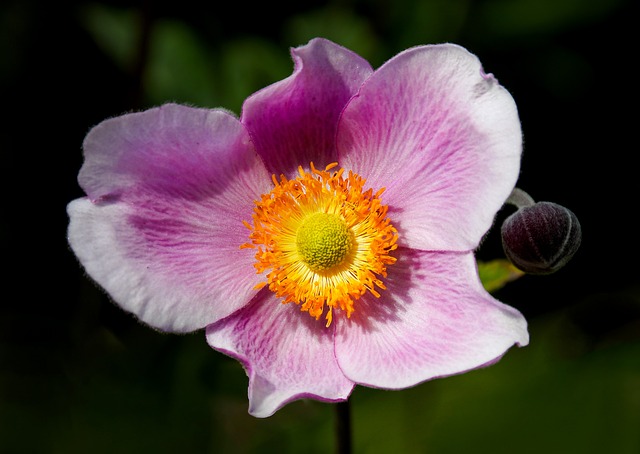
[68,38,528,417]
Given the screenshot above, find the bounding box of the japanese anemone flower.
[67,38,529,418]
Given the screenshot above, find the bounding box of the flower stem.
[506,187,536,209]
[335,400,352,454]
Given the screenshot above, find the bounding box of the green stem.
[335,400,352,454]
[506,187,536,209]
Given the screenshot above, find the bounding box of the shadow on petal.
[344,246,422,333]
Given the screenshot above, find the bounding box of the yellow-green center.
[296,212,353,272]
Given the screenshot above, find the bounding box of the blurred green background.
[1,0,638,452]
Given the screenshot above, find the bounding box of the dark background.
[2,0,638,452]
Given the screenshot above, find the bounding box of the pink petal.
[338,44,522,251]
[79,104,267,200]
[206,291,355,418]
[68,105,273,332]
[334,248,528,388]
[241,37,373,178]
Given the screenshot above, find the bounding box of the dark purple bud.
[501,200,581,275]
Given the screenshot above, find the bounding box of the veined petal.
[68,105,272,332]
[338,44,522,251]
[206,291,355,418]
[335,248,528,388]
[241,37,373,178]
[79,104,266,200]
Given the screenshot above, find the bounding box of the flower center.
[241,163,398,327]
[296,212,354,272]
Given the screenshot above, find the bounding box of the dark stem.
[335,400,352,454]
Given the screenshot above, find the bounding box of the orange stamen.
[242,163,398,326]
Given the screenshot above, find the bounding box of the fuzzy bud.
[501,198,581,275]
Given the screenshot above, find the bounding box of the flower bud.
[501,201,581,275]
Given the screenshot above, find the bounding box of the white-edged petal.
[68,104,273,332]
[335,248,528,388]
[206,291,355,417]
[339,44,522,251]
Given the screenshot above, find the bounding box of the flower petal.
[241,37,373,178]
[68,104,272,332]
[206,291,355,418]
[338,44,522,251]
[334,248,528,388]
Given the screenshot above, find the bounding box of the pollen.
[296,212,353,271]
[241,163,398,327]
